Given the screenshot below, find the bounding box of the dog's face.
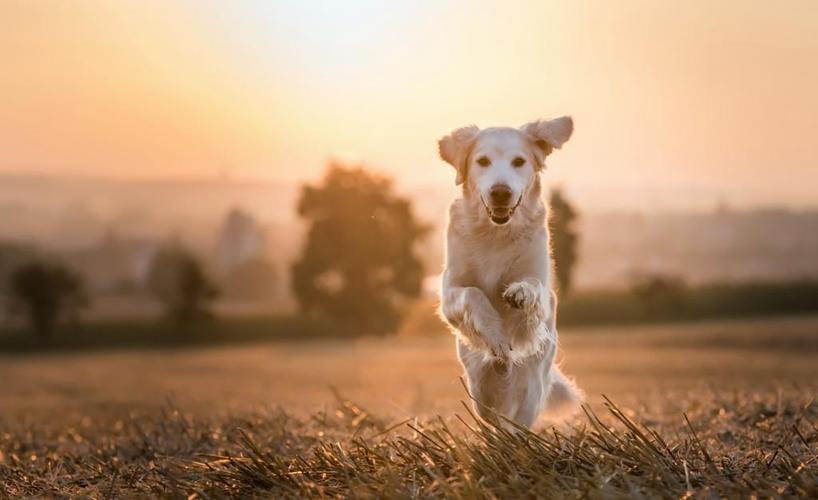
[466,129,538,224]
[438,117,573,225]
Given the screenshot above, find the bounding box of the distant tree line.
[1,245,219,342]
[5,160,818,347]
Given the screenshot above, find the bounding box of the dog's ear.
[520,116,573,169]
[438,125,479,185]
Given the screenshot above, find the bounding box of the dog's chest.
[468,242,521,298]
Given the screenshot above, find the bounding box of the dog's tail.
[544,365,584,419]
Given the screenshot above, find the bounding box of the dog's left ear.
[438,125,480,185]
[521,116,573,169]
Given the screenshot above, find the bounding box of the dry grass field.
[2,314,818,497]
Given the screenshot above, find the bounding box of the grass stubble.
[1,386,817,498]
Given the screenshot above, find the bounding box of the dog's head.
[438,117,573,225]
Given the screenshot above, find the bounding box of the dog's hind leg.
[457,339,520,425]
[542,291,583,418]
[510,372,546,429]
[542,364,583,419]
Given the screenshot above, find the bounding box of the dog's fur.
[438,117,583,429]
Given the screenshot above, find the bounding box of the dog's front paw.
[503,281,539,310]
[475,323,511,364]
[462,307,509,362]
[487,338,512,364]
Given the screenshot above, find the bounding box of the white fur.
[438,116,582,429]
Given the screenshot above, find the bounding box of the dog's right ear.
[438,125,479,185]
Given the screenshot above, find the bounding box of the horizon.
[0,168,815,215]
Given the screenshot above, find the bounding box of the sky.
[1,0,817,210]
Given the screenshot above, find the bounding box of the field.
[2,315,818,497]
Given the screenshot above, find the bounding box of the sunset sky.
[1,1,816,210]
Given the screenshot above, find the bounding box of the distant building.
[215,208,266,275]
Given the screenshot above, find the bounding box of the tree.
[549,188,580,295]
[292,163,428,335]
[7,260,88,340]
[147,246,219,326]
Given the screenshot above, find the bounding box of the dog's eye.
[476,156,491,167]
[512,157,526,168]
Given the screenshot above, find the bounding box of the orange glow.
[1,1,816,208]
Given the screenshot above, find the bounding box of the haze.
[2,0,817,210]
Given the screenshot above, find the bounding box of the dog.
[438,116,582,429]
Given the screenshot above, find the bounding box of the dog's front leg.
[441,285,509,361]
[502,279,557,344]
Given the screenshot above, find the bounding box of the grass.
[2,388,817,497]
[3,315,818,497]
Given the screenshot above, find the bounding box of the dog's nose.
[489,184,513,206]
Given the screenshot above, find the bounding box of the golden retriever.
[438,116,582,429]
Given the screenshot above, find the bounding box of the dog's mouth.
[489,209,511,225]
[482,197,522,226]
[491,215,510,225]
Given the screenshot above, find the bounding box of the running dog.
[438,116,582,429]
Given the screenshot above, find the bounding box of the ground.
[2,315,818,497]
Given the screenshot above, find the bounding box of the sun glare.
[0,0,816,207]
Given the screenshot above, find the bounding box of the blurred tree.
[7,260,88,340]
[292,163,429,335]
[549,188,580,294]
[147,246,219,326]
